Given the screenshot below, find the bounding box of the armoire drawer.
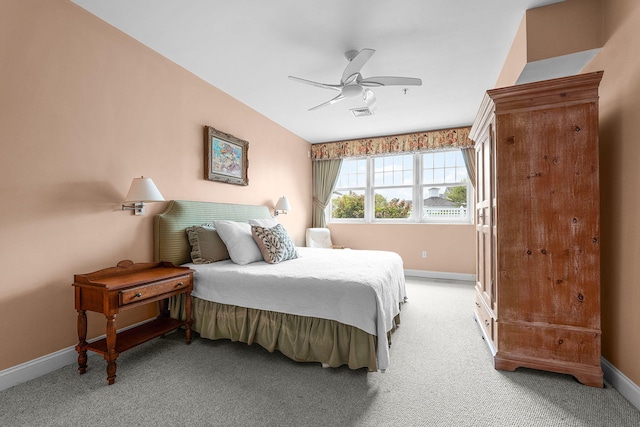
[474,292,495,345]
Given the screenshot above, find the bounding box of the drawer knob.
[176,282,184,287]
[134,293,143,298]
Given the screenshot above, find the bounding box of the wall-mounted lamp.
[274,196,291,216]
[121,176,165,215]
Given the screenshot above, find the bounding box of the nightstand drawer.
[119,276,190,306]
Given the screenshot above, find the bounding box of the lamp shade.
[124,177,164,202]
[275,196,291,212]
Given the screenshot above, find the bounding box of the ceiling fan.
[288,48,422,113]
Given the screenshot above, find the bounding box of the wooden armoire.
[470,71,604,387]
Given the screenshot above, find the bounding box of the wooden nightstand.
[72,260,194,385]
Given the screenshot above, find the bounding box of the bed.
[154,200,406,371]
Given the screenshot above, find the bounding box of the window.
[332,158,366,219]
[373,154,413,219]
[421,151,470,222]
[330,150,472,223]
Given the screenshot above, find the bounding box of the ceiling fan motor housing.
[342,84,364,98]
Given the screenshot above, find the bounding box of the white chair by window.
[306,228,333,248]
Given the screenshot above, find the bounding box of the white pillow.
[248,218,279,228]
[213,220,263,265]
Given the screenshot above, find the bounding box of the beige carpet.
[1,278,638,426]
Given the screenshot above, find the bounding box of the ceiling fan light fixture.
[342,84,364,98]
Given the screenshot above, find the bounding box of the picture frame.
[204,126,249,186]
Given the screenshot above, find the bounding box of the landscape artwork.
[205,126,249,186]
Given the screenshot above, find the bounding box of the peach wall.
[495,13,528,89]
[582,0,640,388]
[0,0,311,370]
[496,0,603,88]
[329,224,475,274]
[526,0,603,62]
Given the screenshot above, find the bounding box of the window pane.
[423,150,467,185]
[444,151,456,165]
[422,186,467,220]
[404,155,413,170]
[382,171,391,185]
[374,154,412,187]
[331,190,365,219]
[374,157,383,170]
[423,168,434,184]
[423,153,433,168]
[444,167,456,183]
[374,188,412,219]
[336,159,366,190]
[433,152,445,167]
[374,171,383,186]
[384,156,393,171]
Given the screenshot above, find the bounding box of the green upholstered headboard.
[153,200,272,265]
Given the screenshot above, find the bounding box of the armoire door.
[475,125,495,311]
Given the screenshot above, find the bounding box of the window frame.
[329,151,473,224]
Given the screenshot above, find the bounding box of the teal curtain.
[461,147,476,189]
[312,159,343,227]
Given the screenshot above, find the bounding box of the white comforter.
[186,247,406,371]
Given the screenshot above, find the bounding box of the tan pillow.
[185,225,230,264]
[251,224,299,264]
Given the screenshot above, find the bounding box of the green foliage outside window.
[444,185,467,207]
[332,191,411,219]
[374,194,411,218]
[332,192,365,218]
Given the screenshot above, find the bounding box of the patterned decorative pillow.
[185,225,230,264]
[251,224,299,264]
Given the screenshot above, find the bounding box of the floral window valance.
[310,126,473,161]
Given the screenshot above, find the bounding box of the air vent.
[350,107,374,117]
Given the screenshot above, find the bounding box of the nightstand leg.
[76,309,88,374]
[105,314,118,385]
[159,298,169,318]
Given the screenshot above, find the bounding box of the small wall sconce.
[274,196,291,216]
[121,176,165,215]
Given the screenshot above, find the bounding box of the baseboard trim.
[0,344,78,392]
[602,357,640,411]
[404,269,475,283]
[0,319,153,392]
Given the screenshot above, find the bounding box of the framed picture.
[204,126,249,186]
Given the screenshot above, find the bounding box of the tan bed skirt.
[170,295,400,371]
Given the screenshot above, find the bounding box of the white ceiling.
[71,0,563,144]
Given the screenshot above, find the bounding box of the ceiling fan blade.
[308,93,345,111]
[288,76,342,91]
[341,48,376,84]
[359,76,423,87]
